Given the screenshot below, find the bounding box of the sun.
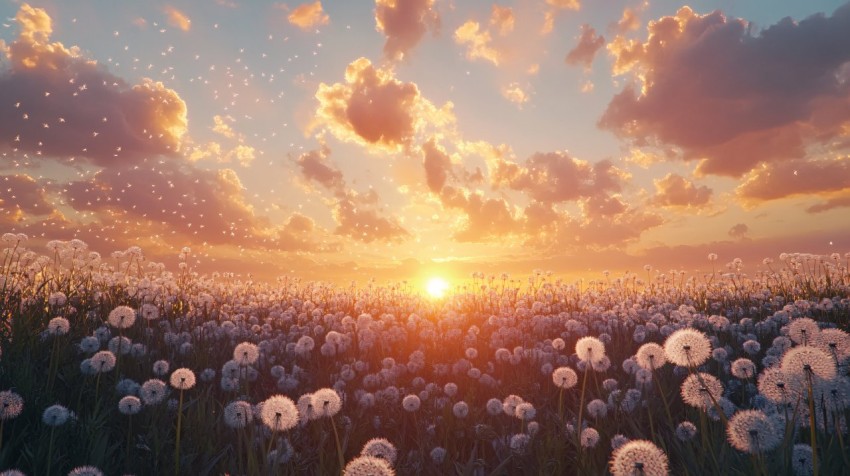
[425,277,450,299]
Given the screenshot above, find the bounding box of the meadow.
[0,233,848,475]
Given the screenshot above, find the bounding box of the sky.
[1,0,849,286]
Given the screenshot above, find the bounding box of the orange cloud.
[454,20,500,65]
[490,5,515,36]
[601,5,850,177]
[545,0,580,10]
[0,4,187,166]
[651,173,712,208]
[375,0,439,61]
[565,24,604,69]
[288,1,330,31]
[296,145,345,193]
[163,6,191,31]
[0,174,55,225]
[422,139,452,193]
[501,82,530,106]
[312,58,452,153]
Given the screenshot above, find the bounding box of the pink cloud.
[287,1,330,31]
[295,145,345,194]
[736,158,850,203]
[807,195,850,213]
[565,24,604,69]
[333,197,410,243]
[0,4,187,166]
[601,5,850,177]
[375,0,440,61]
[651,173,712,208]
[422,138,452,193]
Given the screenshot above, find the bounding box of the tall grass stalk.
[175,388,185,475]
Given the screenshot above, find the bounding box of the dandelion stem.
[330,416,345,474]
[175,388,184,475]
[45,424,56,476]
[806,371,819,476]
[576,366,588,452]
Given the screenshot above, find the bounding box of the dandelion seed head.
[233,341,260,365]
[79,336,100,353]
[224,400,253,429]
[731,358,756,379]
[152,359,169,376]
[67,466,104,476]
[787,318,820,345]
[509,433,531,454]
[515,402,536,421]
[575,336,605,363]
[90,350,116,373]
[361,437,398,464]
[609,439,669,476]
[312,387,342,418]
[580,427,600,448]
[635,343,667,370]
[118,396,142,415]
[587,399,608,419]
[430,446,446,464]
[780,346,836,381]
[552,366,578,389]
[169,368,196,390]
[48,317,70,336]
[452,400,469,419]
[402,394,421,412]
[140,379,167,405]
[676,421,697,441]
[791,444,813,476]
[610,434,629,450]
[0,390,24,420]
[260,394,299,431]
[664,328,712,367]
[681,372,724,410]
[343,455,395,476]
[42,404,70,426]
[726,409,780,454]
[107,305,136,329]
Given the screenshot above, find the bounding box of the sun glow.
[425,277,450,299]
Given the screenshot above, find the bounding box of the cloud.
[0,174,55,224]
[454,20,501,65]
[375,0,439,61]
[736,158,850,203]
[600,5,850,177]
[565,24,605,69]
[500,82,530,106]
[422,139,452,193]
[163,6,192,31]
[0,4,187,166]
[728,223,749,239]
[545,0,580,11]
[277,212,341,252]
[610,5,644,34]
[489,151,626,204]
[439,186,525,242]
[312,57,452,153]
[212,115,236,139]
[806,195,850,213]
[334,197,410,243]
[287,1,330,31]
[490,5,515,36]
[651,173,712,208]
[63,161,270,245]
[295,145,345,193]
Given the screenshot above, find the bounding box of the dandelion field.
[1,235,849,475]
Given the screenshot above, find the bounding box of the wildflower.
[402,394,421,412]
[635,343,667,370]
[42,404,70,426]
[118,396,142,415]
[726,409,780,454]
[430,446,447,464]
[67,466,104,476]
[452,401,469,418]
[664,328,712,367]
[224,400,253,429]
[680,372,724,410]
[509,433,531,454]
[140,379,167,405]
[260,395,299,431]
[152,360,170,376]
[107,305,136,329]
[580,427,600,448]
[791,444,814,476]
[90,350,116,373]
[0,391,24,420]
[361,437,397,464]
[343,455,395,476]
[47,317,70,336]
[676,421,697,441]
[731,358,756,379]
[575,336,605,363]
[609,439,669,476]
[170,368,196,390]
[233,342,260,365]
[312,388,342,418]
[552,367,578,389]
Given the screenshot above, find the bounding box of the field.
[0,235,848,475]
